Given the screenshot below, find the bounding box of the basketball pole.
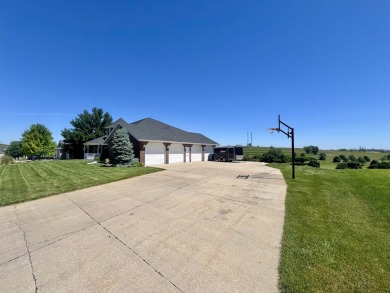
[275,115,295,179]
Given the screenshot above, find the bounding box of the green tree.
[318,153,326,160]
[110,128,134,166]
[303,145,319,155]
[22,124,56,157]
[5,141,25,159]
[61,107,113,159]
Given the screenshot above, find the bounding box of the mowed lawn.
[275,164,390,292]
[0,160,163,206]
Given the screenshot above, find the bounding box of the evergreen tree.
[110,128,134,166]
[61,107,112,159]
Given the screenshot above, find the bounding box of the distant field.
[273,163,390,292]
[0,160,163,206]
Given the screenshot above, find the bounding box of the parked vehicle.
[214,146,244,162]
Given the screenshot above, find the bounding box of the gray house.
[83,118,218,165]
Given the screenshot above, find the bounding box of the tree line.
[4,107,113,160]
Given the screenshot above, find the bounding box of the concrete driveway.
[0,161,286,292]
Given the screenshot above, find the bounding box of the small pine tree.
[110,128,134,166]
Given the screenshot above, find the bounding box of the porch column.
[139,141,148,165]
[183,144,193,163]
[189,145,192,162]
[163,143,171,164]
[201,145,206,161]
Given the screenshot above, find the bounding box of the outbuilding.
[83,118,218,166]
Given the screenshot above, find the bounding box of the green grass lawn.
[273,163,390,292]
[0,160,163,206]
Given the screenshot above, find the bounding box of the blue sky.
[1,1,389,149]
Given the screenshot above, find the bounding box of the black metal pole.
[291,128,295,179]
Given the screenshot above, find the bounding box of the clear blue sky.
[1,1,389,149]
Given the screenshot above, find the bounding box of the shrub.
[308,160,320,168]
[339,155,349,162]
[318,153,326,160]
[348,155,357,162]
[260,147,286,163]
[347,162,362,169]
[333,156,341,163]
[370,160,379,166]
[0,155,13,165]
[131,158,143,167]
[336,162,347,169]
[363,156,371,162]
[295,157,306,165]
[378,162,390,169]
[358,157,366,164]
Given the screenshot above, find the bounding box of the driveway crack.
[14,207,38,293]
[65,196,183,292]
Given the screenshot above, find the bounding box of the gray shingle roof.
[84,136,107,145]
[85,118,218,145]
[123,118,218,145]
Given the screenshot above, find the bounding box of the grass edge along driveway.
[0,160,163,206]
[274,163,390,293]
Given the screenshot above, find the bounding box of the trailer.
[214,146,244,162]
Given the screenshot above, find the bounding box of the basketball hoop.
[267,128,280,134]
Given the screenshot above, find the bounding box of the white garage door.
[169,143,184,164]
[145,142,165,165]
[191,144,202,162]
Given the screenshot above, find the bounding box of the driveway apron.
[0,161,286,292]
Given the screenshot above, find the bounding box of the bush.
[131,159,143,167]
[333,156,341,163]
[358,157,366,164]
[308,160,320,168]
[336,162,348,169]
[339,155,349,162]
[260,147,286,163]
[318,153,326,160]
[364,155,371,162]
[378,162,390,169]
[295,157,306,165]
[347,162,362,169]
[0,155,13,165]
[348,155,357,162]
[370,160,379,166]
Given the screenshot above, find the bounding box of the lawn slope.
[0,160,163,206]
[275,164,390,292]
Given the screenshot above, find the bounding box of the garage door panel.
[145,143,165,165]
[169,144,184,164]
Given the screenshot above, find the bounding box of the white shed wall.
[169,143,184,164]
[145,142,165,165]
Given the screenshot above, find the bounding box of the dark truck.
[214,146,244,162]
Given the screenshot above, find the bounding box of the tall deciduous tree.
[61,107,113,159]
[110,128,134,166]
[22,124,56,157]
[5,141,25,159]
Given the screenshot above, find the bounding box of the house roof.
[123,118,218,145]
[84,136,107,145]
[84,117,218,146]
